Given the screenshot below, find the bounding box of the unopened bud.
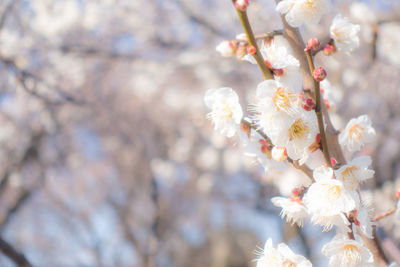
[247,45,256,55]
[236,45,247,59]
[313,67,327,82]
[330,157,337,166]
[273,68,285,76]
[265,60,273,69]
[216,41,236,57]
[307,37,320,51]
[235,0,249,11]
[272,146,287,162]
[323,44,337,56]
[396,190,400,199]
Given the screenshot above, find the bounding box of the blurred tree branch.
[0,237,33,267]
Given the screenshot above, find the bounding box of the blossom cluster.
[204,0,399,266]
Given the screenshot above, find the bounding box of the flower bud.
[306,37,320,51]
[330,157,337,167]
[272,146,287,162]
[323,44,337,56]
[247,45,256,55]
[235,0,249,11]
[313,67,327,82]
[396,190,400,199]
[216,41,236,57]
[272,68,284,76]
[236,45,247,59]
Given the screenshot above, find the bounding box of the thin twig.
[231,1,273,80]
[0,237,33,267]
[304,50,331,167]
[373,206,397,222]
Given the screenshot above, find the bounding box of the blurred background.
[0,0,400,266]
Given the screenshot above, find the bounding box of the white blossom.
[322,235,374,267]
[204,87,243,137]
[355,204,375,239]
[330,15,361,53]
[303,166,359,229]
[339,115,376,152]
[276,0,331,28]
[244,40,303,92]
[335,156,375,191]
[270,111,318,163]
[256,238,312,267]
[271,196,308,226]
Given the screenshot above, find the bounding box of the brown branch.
[304,50,331,167]
[231,1,273,80]
[274,0,387,263]
[0,237,33,267]
[373,206,396,222]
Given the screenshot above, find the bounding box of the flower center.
[282,259,297,267]
[327,184,341,199]
[272,87,296,113]
[348,124,363,140]
[289,119,309,141]
[341,166,360,189]
[342,244,362,264]
[303,0,317,14]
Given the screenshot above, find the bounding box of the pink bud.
[247,45,256,55]
[273,68,284,76]
[396,190,400,199]
[330,157,337,166]
[306,37,320,51]
[313,67,327,82]
[235,0,249,11]
[236,45,247,59]
[323,44,337,56]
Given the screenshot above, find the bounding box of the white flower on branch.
[204,87,243,137]
[335,156,375,191]
[276,0,331,28]
[271,195,308,227]
[244,39,303,92]
[330,15,361,53]
[322,234,374,267]
[355,204,375,239]
[256,238,312,267]
[339,115,376,152]
[271,111,318,163]
[303,166,360,230]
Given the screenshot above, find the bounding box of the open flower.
[339,115,376,152]
[335,156,375,191]
[330,15,360,53]
[270,111,318,163]
[256,238,312,267]
[322,235,374,267]
[303,166,360,229]
[243,39,303,92]
[271,196,308,226]
[276,0,331,28]
[204,87,243,137]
